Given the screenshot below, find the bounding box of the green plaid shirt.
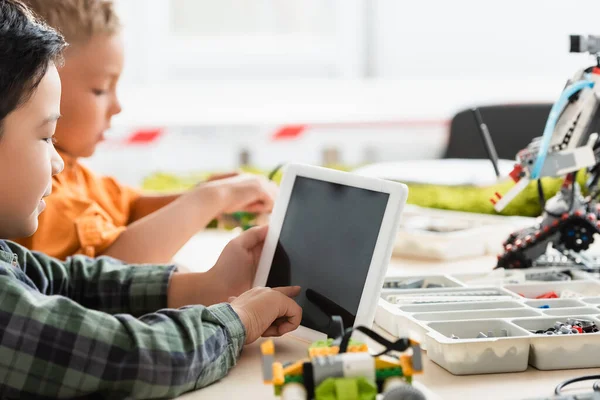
[0,240,246,399]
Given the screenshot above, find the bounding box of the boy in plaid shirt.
[0,1,302,398]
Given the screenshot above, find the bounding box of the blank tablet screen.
[266,176,390,335]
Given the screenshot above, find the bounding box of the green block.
[315,377,377,400]
[310,338,364,350]
[310,339,334,349]
[376,367,403,381]
[284,375,304,385]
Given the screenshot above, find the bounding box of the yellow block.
[283,360,305,377]
[347,344,368,353]
[401,355,421,376]
[309,346,339,358]
[261,340,275,356]
[273,362,285,386]
[375,355,401,370]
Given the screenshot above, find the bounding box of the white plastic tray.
[512,316,600,370]
[375,269,600,375]
[425,319,532,375]
[393,206,535,260]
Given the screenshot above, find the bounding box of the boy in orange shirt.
[15,0,278,264]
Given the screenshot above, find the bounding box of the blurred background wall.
[85,0,600,187]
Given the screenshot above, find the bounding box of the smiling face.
[0,63,65,238]
[53,33,124,158]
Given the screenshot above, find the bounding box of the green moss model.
[141,168,584,218]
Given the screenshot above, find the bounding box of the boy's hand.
[206,225,268,301]
[168,226,269,308]
[230,286,302,344]
[200,174,278,214]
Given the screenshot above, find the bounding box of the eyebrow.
[40,114,61,127]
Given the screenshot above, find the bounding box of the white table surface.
[171,228,600,400]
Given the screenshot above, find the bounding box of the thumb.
[235,225,269,249]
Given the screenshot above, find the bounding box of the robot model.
[260,317,425,400]
[489,35,600,270]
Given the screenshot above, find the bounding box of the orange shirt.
[14,151,141,259]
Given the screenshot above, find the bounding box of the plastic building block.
[261,318,425,399]
[376,368,403,381]
[529,318,599,335]
[314,377,377,400]
[536,291,559,299]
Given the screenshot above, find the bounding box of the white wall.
[115,0,600,84]
[90,1,600,185]
[372,0,600,80]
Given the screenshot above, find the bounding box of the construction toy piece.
[261,317,425,400]
[529,318,600,335]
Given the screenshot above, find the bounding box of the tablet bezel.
[253,163,408,342]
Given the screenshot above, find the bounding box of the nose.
[51,146,64,176]
[110,90,122,117]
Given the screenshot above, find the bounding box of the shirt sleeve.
[10,240,174,316]
[0,242,246,398]
[100,175,142,220]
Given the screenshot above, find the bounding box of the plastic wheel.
[559,219,595,252]
[382,384,426,400]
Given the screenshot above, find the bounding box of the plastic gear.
[559,219,595,251]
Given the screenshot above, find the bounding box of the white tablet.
[253,163,408,341]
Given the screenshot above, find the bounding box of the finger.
[281,298,302,328]
[262,325,281,337]
[262,319,296,337]
[243,202,270,214]
[207,172,239,182]
[235,225,269,248]
[262,324,294,337]
[262,317,301,339]
[262,186,276,205]
[271,293,302,330]
[243,195,273,213]
[276,319,299,336]
[266,181,279,198]
[272,286,302,298]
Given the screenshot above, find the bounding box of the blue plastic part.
[538,305,551,309]
[531,80,595,179]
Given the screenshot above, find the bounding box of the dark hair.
[0,0,66,134]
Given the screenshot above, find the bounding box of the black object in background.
[445,104,552,160]
[266,176,389,335]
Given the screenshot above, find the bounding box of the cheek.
[24,145,52,189]
[0,144,49,209]
[59,91,105,135]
